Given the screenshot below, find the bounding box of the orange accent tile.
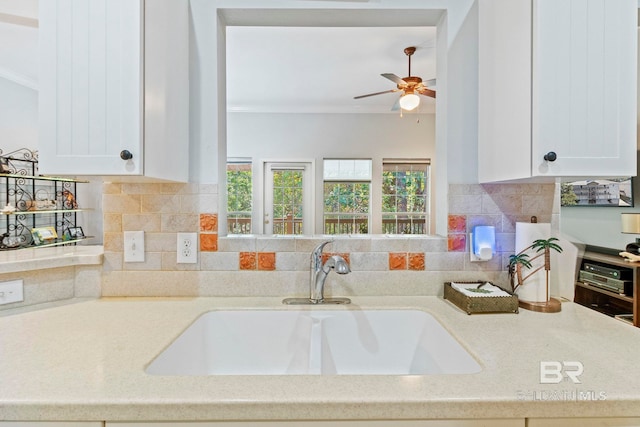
[200,233,218,252]
[408,253,425,270]
[258,252,276,271]
[388,252,407,270]
[448,234,466,252]
[200,213,218,232]
[322,252,350,266]
[239,252,257,270]
[448,215,467,233]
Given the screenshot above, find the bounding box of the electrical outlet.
[0,279,24,305]
[124,231,145,262]
[177,232,198,264]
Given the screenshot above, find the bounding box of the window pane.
[323,181,370,234]
[272,169,304,235]
[323,159,372,181]
[227,162,252,234]
[382,161,429,235]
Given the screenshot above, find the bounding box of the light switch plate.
[124,231,145,262]
[0,279,24,305]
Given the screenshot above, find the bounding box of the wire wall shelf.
[0,148,91,250]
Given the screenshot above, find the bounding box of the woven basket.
[444,281,519,315]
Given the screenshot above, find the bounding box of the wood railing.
[227,214,252,234]
[272,216,303,235]
[228,215,427,235]
[382,218,426,234]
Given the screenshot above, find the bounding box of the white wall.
[0,78,37,151]
[227,112,435,159]
[0,0,38,149]
[0,0,36,18]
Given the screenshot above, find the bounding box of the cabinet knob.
[120,150,133,160]
[543,151,557,162]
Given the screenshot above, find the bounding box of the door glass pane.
[272,169,304,235]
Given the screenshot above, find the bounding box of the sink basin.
[146,309,481,376]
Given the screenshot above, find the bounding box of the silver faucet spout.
[309,241,350,303]
[283,241,351,305]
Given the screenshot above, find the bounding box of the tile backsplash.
[99,181,558,298]
[0,180,559,310]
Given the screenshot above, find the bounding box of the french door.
[263,162,313,235]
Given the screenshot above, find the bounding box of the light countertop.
[1,296,640,422]
[0,244,103,273]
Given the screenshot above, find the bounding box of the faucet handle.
[313,240,332,254]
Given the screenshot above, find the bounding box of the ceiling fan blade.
[381,73,407,85]
[353,89,398,99]
[417,88,436,99]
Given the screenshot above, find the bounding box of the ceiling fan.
[354,46,436,111]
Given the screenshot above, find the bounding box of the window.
[226,158,429,236]
[323,159,371,234]
[264,162,313,235]
[227,160,252,234]
[382,160,429,234]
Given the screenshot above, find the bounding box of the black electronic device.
[579,270,633,296]
[625,242,640,255]
[583,262,632,280]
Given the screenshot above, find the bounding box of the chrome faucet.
[309,241,351,303]
[283,240,351,305]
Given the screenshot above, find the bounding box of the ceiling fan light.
[399,93,420,111]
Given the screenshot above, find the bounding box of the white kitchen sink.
[145,309,481,376]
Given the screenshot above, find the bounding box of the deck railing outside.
[228,215,427,235]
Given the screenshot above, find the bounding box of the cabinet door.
[478,0,533,183]
[39,0,143,175]
[532,0,637,177]
[479,0,637,182]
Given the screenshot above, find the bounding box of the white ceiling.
[226,26,437,114]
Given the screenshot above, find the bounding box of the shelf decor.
[508,237,563,313]
[0,148,90,249]
[31,226,58,245]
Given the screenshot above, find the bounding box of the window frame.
[226,158,253,235]
[322,159,372,235]
[261,160,315,235]
[381,159,431,235]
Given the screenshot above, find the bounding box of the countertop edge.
[0,244,103,273]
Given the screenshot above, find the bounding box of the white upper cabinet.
[38,0,189,181]
[478,0,637,182]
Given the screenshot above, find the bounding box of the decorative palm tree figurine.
[508,253,532,292]
[508,237,563,311]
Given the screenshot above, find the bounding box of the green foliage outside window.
[227,168,252,212]
[273,170,304,219]
[382,168,427,213]
[323,183,370,214]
